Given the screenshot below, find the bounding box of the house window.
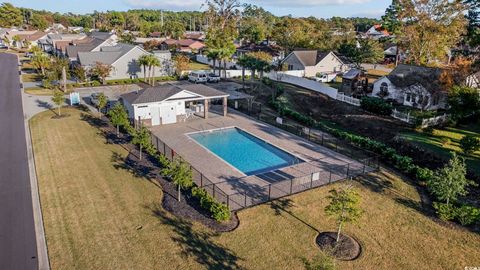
[288,64,293,70]
[379,82,389,97]
[406,93,412,102]
[138,105,148,108]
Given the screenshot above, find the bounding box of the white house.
[77,44,173,80]
[120,84,229,126]
[281,50,352,78]
[371,64,447,110]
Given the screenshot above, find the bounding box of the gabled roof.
[120,84,229,105]
[286,50,346,67]
[89,31,115,41]
[386,64,445,93]
[66,38,106,58]
[77,43,137,66]
[342,69,362,79]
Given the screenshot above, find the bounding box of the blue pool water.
[189,128,302,175]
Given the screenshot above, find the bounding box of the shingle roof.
[120,84,229,105]
[66,38,105,58]
[89,31,114,40]
[289,50,346,67]
[387,64,445,93]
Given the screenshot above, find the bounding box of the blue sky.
[8,0,391,18]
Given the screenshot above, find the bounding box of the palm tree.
[148,56,161,86]
[138,54,149,83]
[31,53,51,76]
[237,55,251,88]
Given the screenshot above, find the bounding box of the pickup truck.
[313,73,337,83]
[207,73,221,83]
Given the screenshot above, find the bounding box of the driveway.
[0,53,38,269]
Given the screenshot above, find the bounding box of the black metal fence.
[148,116,380,211]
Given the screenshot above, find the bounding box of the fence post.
[346,163,350,177]
[363,162,366,174]
[213,184,216,197]
[335,139,338,151]
[321,133,324,145]
[244,192,247,207]
[310,174,313,188]
[156,136,159,150]
[268,184,271,200]
[329,170,332,183]
[163,143,166,156]
[200,174,203,187]
[227,195,229,209]
[290,179,293,194]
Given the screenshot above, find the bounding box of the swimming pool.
[188,127,302,176]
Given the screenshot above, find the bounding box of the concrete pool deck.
[149,108,373,209]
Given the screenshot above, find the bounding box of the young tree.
[131,126,150,161]
[161,159,193,202]
[325,185,363,243]
[148,56,161,86]
[96,92,108,116]
[119,32,135,44]
[460,136,480,155]
[172,54,190,77]
[90,62,112,84]
[51,90,64,116]
[427,153,474,206]
[447,85,480,120]
[107,103,129,136]
[338,39,384,68]
[12,35,21,48]
[72,65,87,83]
[143,39,160,52]
[464,0,480,47]
[31,53,51,76]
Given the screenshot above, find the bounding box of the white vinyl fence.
[336,93,360,106]
[268,71,338,98]
[195,54,237,69]
[391,109,448,127]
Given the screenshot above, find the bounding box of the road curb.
[19,54,51,270]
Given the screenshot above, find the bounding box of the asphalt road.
[0,53,38,269]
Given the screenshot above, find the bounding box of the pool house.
[120,83,229,126]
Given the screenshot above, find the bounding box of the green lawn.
[188,61,211,71]
[31,108,480,269]
[400,124,480,175]
[24,87,54,96]
[22,73,42,82]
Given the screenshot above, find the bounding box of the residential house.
[371,64,447,110]
[5,30,48,48]
[67,26,84,33]
[466,71,480,89]
[120,83,229,126]
[184,31,205,41]
[281,50,352,77]
[77,43,172,80]
[160,39,205,53]
[365,25,390,40]
[64,31,118,61]
[236,40,285,64]
[38,33,87,53]
[47,23,67,33]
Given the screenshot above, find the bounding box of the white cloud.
[350,9,385,18]
[124,0,205,11]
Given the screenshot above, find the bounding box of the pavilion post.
[204,99,209,119]
[223,96,228,117]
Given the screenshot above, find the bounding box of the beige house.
[281,50,351,77]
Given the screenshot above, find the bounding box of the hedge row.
[269,100,433,182]
[68,76,178,88]
[433,202,480,225]
[114,116,231,222]
[360,96,393,116]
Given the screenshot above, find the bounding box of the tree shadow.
[35,99,53,111]
[80,112,108,128]
[111,151,157,180]
[355,172,394,194]
[269,198,319,232]
[146,204,244,270]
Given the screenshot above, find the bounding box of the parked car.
[314,72,337,83]
[0,44,8,49]
[188,71,208,84]
[207,73,220,83]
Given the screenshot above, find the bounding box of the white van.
[188,71,208,84]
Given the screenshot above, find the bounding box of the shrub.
[455,205,480,225]
[459,135,480,155]
[414,166,434,183]
[91,80,101,87]
[191,186,231,222]
[210,202,231,221]
[360,97,393,116]
[262,77,272,86]
[433,202,456,221]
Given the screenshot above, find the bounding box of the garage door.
[160,104,177,125]
[151,107,161,126]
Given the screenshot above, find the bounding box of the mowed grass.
[22,73,42,82]
[188,61,211,71]
[24,87,54,96]
[401,124,480,175]
[31,108,480,270]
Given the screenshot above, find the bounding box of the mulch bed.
[316,232,361,261]
[91,114,239,233]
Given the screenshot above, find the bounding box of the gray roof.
[387,64,444,93]
[66,38,105,58]
[78,43,136,66]
[342,68,362,79]
[120,84,229,105]
[89,31,114,40]
[289,50,346,67]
